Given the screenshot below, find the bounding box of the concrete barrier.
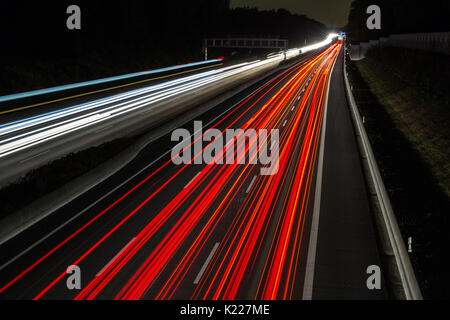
[350,41,374,60]
[350,31,450,60]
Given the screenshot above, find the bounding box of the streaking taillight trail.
[0,42,341,300]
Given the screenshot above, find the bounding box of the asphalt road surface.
[0,42,387,300]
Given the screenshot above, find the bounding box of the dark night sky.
[230,0,353,27]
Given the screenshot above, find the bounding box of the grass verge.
[357,47,449,196]
[347,46,450,299]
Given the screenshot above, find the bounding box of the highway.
[0,55,282,186]
[0,41,387,300]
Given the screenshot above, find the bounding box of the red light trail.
[0,42,342,300]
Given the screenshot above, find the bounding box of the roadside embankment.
[347,46,450,299]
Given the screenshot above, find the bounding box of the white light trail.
[0,35,339,160]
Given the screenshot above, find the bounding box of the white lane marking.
[0,78,264,271]
[302,49,339,300]
[184,172,201,189]
[193,242,220,284]
[19,150,50,164]
[96,237,136,277]
[282,120,287,127]
[297,96,301,101]
[291,106,296,111]
[246,176,257,194]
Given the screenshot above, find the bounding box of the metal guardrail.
[343,46,422,300]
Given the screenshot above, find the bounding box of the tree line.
[0,1,327,70]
